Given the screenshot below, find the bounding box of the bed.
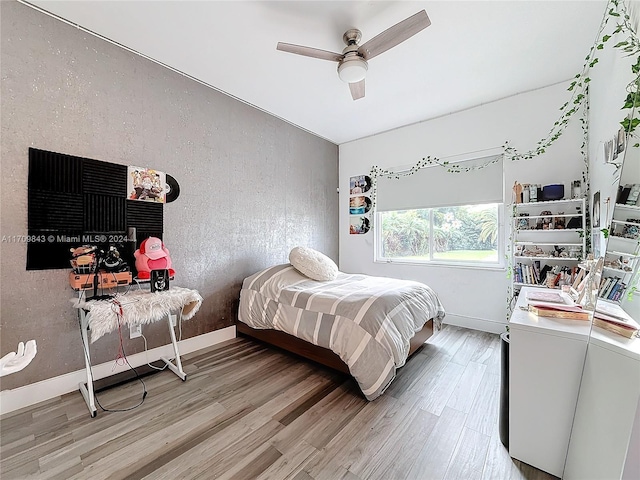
[237,263,445,400]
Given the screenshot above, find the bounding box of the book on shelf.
[611,283,627,301]
[598,276,611,296]
[598,277,627,301]
[526,264,534,284]
[601,277,620,299]
[608,281,622,300]
[532,260,541,284]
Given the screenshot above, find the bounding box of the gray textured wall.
[0,1,338,390]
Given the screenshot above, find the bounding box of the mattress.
[238,264,445,400]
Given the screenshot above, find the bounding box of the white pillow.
[289,247,338,281]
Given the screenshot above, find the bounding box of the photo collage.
[349,175,372,235]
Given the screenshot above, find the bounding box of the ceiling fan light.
[337,57,368,83]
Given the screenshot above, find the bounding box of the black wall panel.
[26,148,164,270]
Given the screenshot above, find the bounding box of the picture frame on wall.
[128,166,166,203]
[349,216,370,235]
[350,175,372,194]
[592,190,600,228]
[349,195,371,215]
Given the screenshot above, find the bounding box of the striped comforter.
[238,264,445,400]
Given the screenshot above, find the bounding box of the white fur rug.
[74,287,203,343]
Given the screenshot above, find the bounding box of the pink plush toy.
[134,236,175,280]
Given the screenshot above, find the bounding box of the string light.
[366,0,638,232]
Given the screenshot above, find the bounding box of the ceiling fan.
[277,10,431,101]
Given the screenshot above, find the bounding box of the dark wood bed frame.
[236,319,434,375]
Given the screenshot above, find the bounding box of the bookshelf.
[599,203,640,304]
[511,198,585,294]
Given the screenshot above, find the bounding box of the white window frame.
[374,203,506,270]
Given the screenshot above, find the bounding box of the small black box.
[151,269,169,292]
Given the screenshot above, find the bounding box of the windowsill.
[374,258,506,272]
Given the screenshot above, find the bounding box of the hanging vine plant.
[363,0,639,315]
[368,0,639,193]
[607,0,640,144]
[364,0,640,264]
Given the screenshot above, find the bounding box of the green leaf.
[603,34,611,42]
[622,93,639,109]
[614,41,629,48]
[621,117,640,132]
[597,43,604,50]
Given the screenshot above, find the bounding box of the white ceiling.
[26,0,607,144]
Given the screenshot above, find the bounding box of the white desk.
[564,304,640,480]
[73,287,202,417]
[509,287,592,477]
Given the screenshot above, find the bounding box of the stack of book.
[593,303,639,339]
[598,276,627,302]
[525,291,591,321]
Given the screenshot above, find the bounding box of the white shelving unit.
[511,198,586,294]
[600,204,640,304]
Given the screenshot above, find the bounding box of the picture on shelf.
[517,213,530,229]
[620,220,640,240]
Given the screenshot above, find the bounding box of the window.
[378,203,502,267]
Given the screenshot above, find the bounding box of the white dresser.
[563,310,640,480]
[509,287,592,477]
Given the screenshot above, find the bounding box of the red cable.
[111,298,127,368]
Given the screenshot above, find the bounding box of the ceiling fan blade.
[277,42,343,62]
[358,10,431,60]
[349,79,365,101]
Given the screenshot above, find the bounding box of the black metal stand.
[499,331,510,448]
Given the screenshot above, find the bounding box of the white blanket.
[73,287,202,343]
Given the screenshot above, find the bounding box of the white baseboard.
[0,326,236,416]
[444,313,507,335]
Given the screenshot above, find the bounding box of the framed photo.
[592,191,600,228]
[617,127,626,154]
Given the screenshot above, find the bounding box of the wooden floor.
[0,325,558,480]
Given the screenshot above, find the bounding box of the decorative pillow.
[289,247,338,281]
